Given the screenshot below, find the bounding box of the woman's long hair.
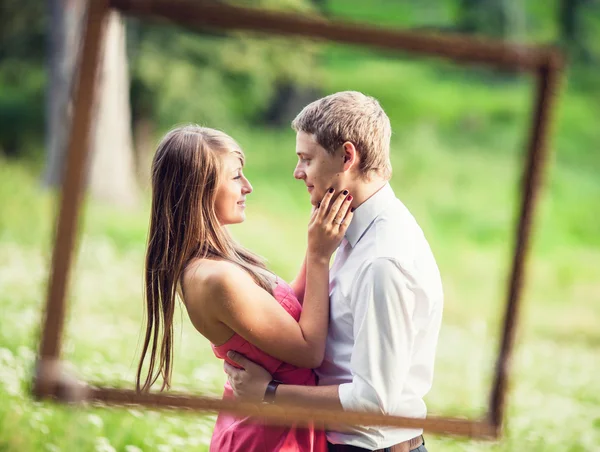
[136,125,273,392]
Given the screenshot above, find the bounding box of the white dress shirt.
[316,183,444,449]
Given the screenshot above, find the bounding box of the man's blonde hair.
[291,91,392,180]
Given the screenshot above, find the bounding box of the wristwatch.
[263,380,282,404]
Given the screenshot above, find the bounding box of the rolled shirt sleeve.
[338,257,418,415]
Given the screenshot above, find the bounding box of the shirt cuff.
[338,381,381,413]
[338,382,355,411]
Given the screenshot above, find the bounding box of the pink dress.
[210,277,327,452]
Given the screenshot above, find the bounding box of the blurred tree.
[44,2,138,207]
[558,0,600,65]
[0,0,46,158]
[458,0,508,38]
[43,0,85,187]
[2,0,598,165]
[262,0,325,126]
[127,0,321,134]
[89,11,139,207]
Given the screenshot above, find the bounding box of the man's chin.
[310,194,320,207]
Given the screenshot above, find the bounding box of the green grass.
[2,48,600,450]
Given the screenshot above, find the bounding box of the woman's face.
[215,152,253,225]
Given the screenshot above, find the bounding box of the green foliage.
[0,0,46,61]
[2,0,600,161]
[0,0,47,158]
[129,0,321,129]
[0,62,46,158]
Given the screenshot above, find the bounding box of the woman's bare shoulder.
[183,258,252,302]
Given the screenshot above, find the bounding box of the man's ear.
[342,141,358,172]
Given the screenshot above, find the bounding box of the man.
[225,91,443,452]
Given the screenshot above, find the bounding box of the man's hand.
[224,351,273,402]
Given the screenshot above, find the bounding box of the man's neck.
[348,178,388,210]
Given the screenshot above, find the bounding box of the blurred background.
[1,0,599,450]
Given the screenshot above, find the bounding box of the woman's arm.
[186,190,353,369]
[193,254,329,369]
[289,253,307,303]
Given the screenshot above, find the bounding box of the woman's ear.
[342,141,358,172]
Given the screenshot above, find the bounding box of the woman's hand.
[307,188,354,261]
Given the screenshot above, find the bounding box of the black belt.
[327,435,424,452]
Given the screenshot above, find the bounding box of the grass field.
[1,44,600,450]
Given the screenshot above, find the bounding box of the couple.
[136,91,443,452]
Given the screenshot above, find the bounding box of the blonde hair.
[292,91,392,180]
[137,125,273,392]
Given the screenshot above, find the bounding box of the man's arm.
[337,258,418,414]
[225,351,343,409]
[224,258,425,414]
[276,383,343,410]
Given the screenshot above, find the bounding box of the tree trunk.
[43,0,85,188]
[133,115,155,192]
[558,0,591,64]
[44,4,138,207]
[89,10,138,207]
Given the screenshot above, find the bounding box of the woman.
[136,125,354,451]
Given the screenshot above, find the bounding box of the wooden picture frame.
[32,0,563,439]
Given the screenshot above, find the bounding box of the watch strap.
[263,380,281,404]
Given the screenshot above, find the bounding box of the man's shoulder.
[368,199,430,262]
[349,254,443,315]
[378,197,421,232]
[360,199,443,291]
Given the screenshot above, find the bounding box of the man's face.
[294,132,344,206]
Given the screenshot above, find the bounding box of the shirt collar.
[345,183,396,248]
